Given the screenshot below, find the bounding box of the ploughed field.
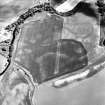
[14,14,88,84]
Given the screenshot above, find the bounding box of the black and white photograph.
[0,0,105,105]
